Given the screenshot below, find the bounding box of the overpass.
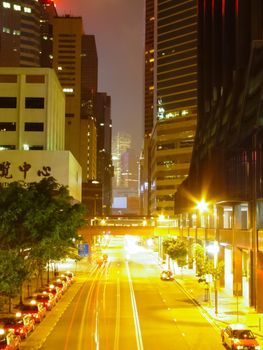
[78,215,179,240]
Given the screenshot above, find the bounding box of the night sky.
[56,0,145,155]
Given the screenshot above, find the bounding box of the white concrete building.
[0,67,82,202]
[0,67,65,151]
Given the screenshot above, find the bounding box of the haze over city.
[0,1,263,349]
[57,0,145,154]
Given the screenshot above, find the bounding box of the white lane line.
[114,277,120,350]
[126,261,144,350]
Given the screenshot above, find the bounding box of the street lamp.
[206,241,220,315]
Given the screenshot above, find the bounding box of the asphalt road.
[22,236,225,350]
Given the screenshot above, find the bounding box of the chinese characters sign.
[0,160,52,180]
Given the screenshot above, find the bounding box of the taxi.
[33,292,56,311]
[17,300,46,323]
[0,313,35,339]
[221,324,261,349]
[0,328,21,349]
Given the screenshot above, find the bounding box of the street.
[23,236,225,350]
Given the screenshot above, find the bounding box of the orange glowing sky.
[56,0,144,154]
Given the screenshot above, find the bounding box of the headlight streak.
[126,260,144,350]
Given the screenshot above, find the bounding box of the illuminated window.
[3,2,11,8]
[63,88,74,93]
[13,4,21,11]
[149,58,154,63]
[24,6,31,13]
[13,30,20,35]
[3,27,10,33]
[43,35,48,40]
[58,66,62,71]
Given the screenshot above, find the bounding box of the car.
[160,270,174,281]
[0,328,21,349]
[32,292,56,311]
[64,271,75,283]
[38,285,62,303]
[16,300,46,323]
[59,274,72,287]
[52,279,67,294]
[221,323,261,349]
[0,313,35,339]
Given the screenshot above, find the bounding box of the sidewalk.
[173,268,263,340]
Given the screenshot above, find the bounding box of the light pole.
[207,241,220,315]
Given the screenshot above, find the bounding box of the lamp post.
[207,241,220,316]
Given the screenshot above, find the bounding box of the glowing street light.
[196,199,209,213]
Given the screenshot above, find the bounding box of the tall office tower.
[96,92,113,215]
[0,0,42,67]
[39,0,57,68]
[146,0,198,216]
[141,0,155,215]
[144,0,154,135]
[112,132,132,188]
[120,148,139,191]
[52,16,97,183]
[175,0,263,312]
[80,35,98,181]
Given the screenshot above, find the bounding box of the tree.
[0,177,85,303]
[162,238,188,268]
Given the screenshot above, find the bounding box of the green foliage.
[163,238,188,267]
[192,243,224,283]
[0,177,85,301]
[0,250,29,298]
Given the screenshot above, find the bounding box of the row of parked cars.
[0,270,74,349]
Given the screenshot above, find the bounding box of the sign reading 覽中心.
[0,151,82,202]
[0,160,51,181]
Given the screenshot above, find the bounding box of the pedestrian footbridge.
[78,215,178,239]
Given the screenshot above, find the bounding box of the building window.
[65,113,74,118]
[0,75,17,83]
[29,145,44,150]
[13,4,21,11]
[24,122,44,132]
[24,6,31,13]
[3,27,10,33]
[2,2,11,8]
[25,97,44,109]
[0,97,16,108]
[0,122,16,131]
[26,75,45,84]
[0,145,15,150]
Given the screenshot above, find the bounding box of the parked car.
[160,270,174,281]
[38,285,62,303]
[59,274,72,287]
[16,301,46,323]
[52,279,67,294]
[32,292,56,311]
[0,328,21,349]
[221,324,261,349]
[0,313,34,339]
[65,271,75,283]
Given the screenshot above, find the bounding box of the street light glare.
[196,199,208,213]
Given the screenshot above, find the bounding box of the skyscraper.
[96,92,113,215]
[0,0,42,67]
[144,0,198,216]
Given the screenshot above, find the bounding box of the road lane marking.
[126,261,144,350]
[113,277,120,350]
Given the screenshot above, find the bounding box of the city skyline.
[56,0,145,155]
